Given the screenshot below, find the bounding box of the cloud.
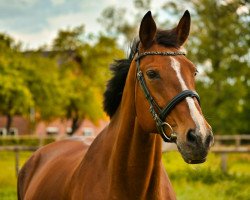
[3,10,102,49]
[47,11,102,33]
[0,0,165,49]
[3,27,57,49]
[0,11,101,48]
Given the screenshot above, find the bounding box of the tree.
[0,33,66,133]
[0,27,124,135]
[21,52,65,121]
[0,34,34,132]
[184,0,250,134]
[52,25,85,51]
[99,0,250,134]
[160,0,250,134]
[52,26,124,134]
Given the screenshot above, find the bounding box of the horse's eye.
[146,70,159,79]
[194,69,199,76]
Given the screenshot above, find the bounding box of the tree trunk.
[6,113,12,134]
[68,115,83,136]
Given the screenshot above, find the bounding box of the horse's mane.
[103,39,138,117]
[103,30,179,117]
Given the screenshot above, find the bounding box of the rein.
[135,51,200,143]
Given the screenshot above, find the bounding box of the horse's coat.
[18,11,213,200]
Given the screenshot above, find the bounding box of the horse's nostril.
[187,129,197,144]
[205,134,214,148]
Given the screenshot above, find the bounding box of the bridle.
[135,50,200,143]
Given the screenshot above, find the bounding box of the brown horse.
[18,11,213,200]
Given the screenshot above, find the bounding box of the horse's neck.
[72,63,174,199]
[101,63,165,198]
[107,110,164,198]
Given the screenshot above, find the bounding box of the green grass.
[0,151,32,200]
[162,152,250,200]
[0,151,249,200]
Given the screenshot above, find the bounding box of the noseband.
[135,51,200,143]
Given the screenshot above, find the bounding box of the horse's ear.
[139,11,157,49]
[175,10,191,46]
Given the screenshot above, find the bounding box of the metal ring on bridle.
[158,122,177,142]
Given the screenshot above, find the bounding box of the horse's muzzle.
[177,129,214,164]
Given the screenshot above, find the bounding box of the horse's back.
[18,136,94,200]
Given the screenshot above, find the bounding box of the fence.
[0,146,38,177]
[0,134,250,175]
[0,134,58,146]
[0,135,57,177]
[163,134,250,172]
[212,135,250,172]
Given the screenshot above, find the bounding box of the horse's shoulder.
[18,136,96,199]
[18,148,42,199]
[20,136,95,174]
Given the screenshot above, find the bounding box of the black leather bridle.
[135,50,200,143]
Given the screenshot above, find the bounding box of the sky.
[0,0,165,49]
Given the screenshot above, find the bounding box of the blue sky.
[0,0,165,49]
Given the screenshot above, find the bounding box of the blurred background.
[0,0,249,199]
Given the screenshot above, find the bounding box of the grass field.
[162,152,250,200]
[0,150,249,200]
[0,151,31,200]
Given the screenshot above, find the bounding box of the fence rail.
[214,134,250,147]
[0,145,38,151]
[162,134,250,172]
[0,134,250,174]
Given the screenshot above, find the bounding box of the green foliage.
[186,0,250,134]
[0,33,21,51]
[0,70,34,117]
[1,1,249,135]
[21,54,64,120]
[0,35,34,120]
[99,0,250,134]
[0,34,64,127]
[51,26,124,132]
[53,25,85,51]
[0,27,123,133]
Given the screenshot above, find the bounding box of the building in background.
[0,116,108,137]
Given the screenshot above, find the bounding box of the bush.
[0,136,56,146]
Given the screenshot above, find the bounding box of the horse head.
[134,11,214,164]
